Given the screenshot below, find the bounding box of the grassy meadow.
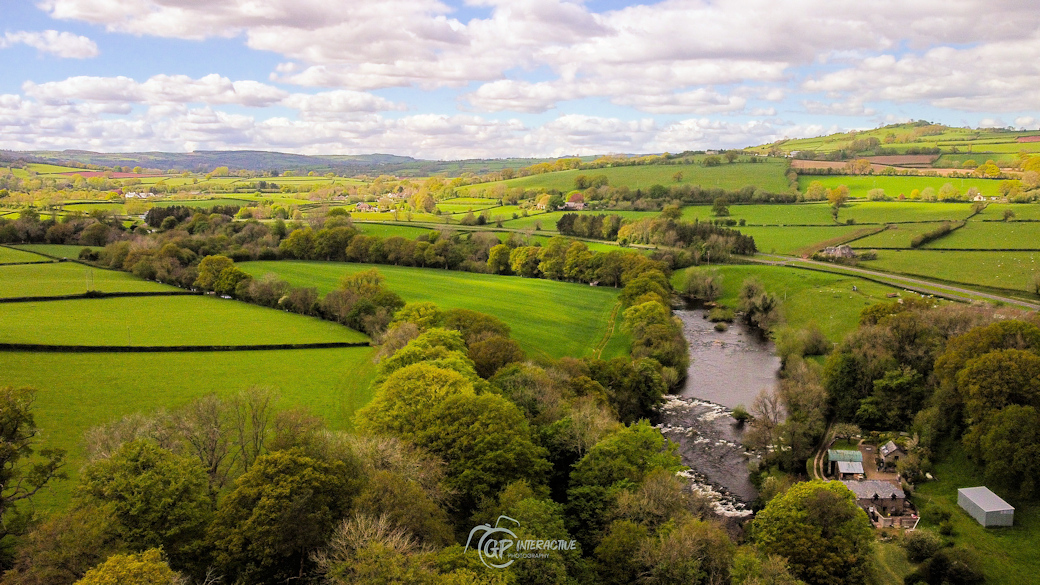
[926,221,1040,249]
[0,346,379,509]
[737,225,871,255]
[912,445,1040,584]
[459,159,791,195]
[12,244,101,258]
[0,246,49,264]
[0,295,369,346]
[849,223,951,248]
[861,250,1040,292]
[0,262,178,298]
[238,260,628,360]
[672,264,906,342]
[798,175,1003,200]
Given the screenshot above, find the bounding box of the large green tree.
[751,480,874,585]
[0,387,66,543]
[209,449,361,584]
[77,441,212,573]
[420,393,550,515]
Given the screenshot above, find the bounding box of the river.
[657,308,782,516]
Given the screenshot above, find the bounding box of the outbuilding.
[958,487,1014,527]
[827,449,863,476]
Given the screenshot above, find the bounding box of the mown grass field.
[501,209,654,231]
[976,204,1040,221]
[238,261,628,360]
[935,153,1021,167]
[350,210,442,223]
[460,160,791,194]
[0,246,48,264]
[0,346,379,509]
[798,175,1003,200]
[682,203,835,225]
[440,197,500,205]
[928,221,1040,249]
[12,244,101,258]
[154,197,254,208]
[737,225,869,255]
[0,262,178,298]
[25,163,92,174]
[436,202,502,214]
[849,223,950,248]
[861,250,1040,292]
[354,223,441,239]
[672,264,906,342]
[0,295,369,346]
[912,445,1040,584]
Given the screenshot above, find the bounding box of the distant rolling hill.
[1,149,592,177]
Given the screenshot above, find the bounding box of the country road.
[750,253,1040,311]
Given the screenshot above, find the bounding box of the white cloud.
[9,0,1038,153]
[803,36,1040,112]
[0,89,806,158]
[1,30,98,58]
[23,74,289,107]
[283,91,406,116]
[802,98,876,117]
[1015,116,1038,129]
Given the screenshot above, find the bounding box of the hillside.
[752,122,1040,166]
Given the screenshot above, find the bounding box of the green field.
[927,222,1040,249]
[0,262,178,298]
[798,175,1003,200]
[912,445,1040,584]
[436,202,502,214]
[350,211,441,223]
[25,163,92,174]
[737,225,868,255]
[238,261,627,360]
[0,346,379,509]
[757,124,1040,159]
[848,223,950,248]
[0,295,368,346]
[672,264,905,342]
[11,244,102,259]
[354,223,441,239]
[934,153,1021,168]
[862,250,1040,292]
[500,209,652,231]
[460,160,791,195]
[154,197,254,208]
[440,197,500,205]
[683,203,836,225]
[976,204,1040,221]
[0,246,49,264]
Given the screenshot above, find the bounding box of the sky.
[1,0,1038,160]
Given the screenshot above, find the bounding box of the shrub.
[902,529,941,563]
[708,307,734,322]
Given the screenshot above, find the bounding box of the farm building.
[821,245,855,259]
[827,449,863,476]
[879,440,905,470]
[843,480,906,515]
[836,460,864,479]
[842,480,917,529]
[958,487,1014,527]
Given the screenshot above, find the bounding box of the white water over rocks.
[656,308,782,511]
